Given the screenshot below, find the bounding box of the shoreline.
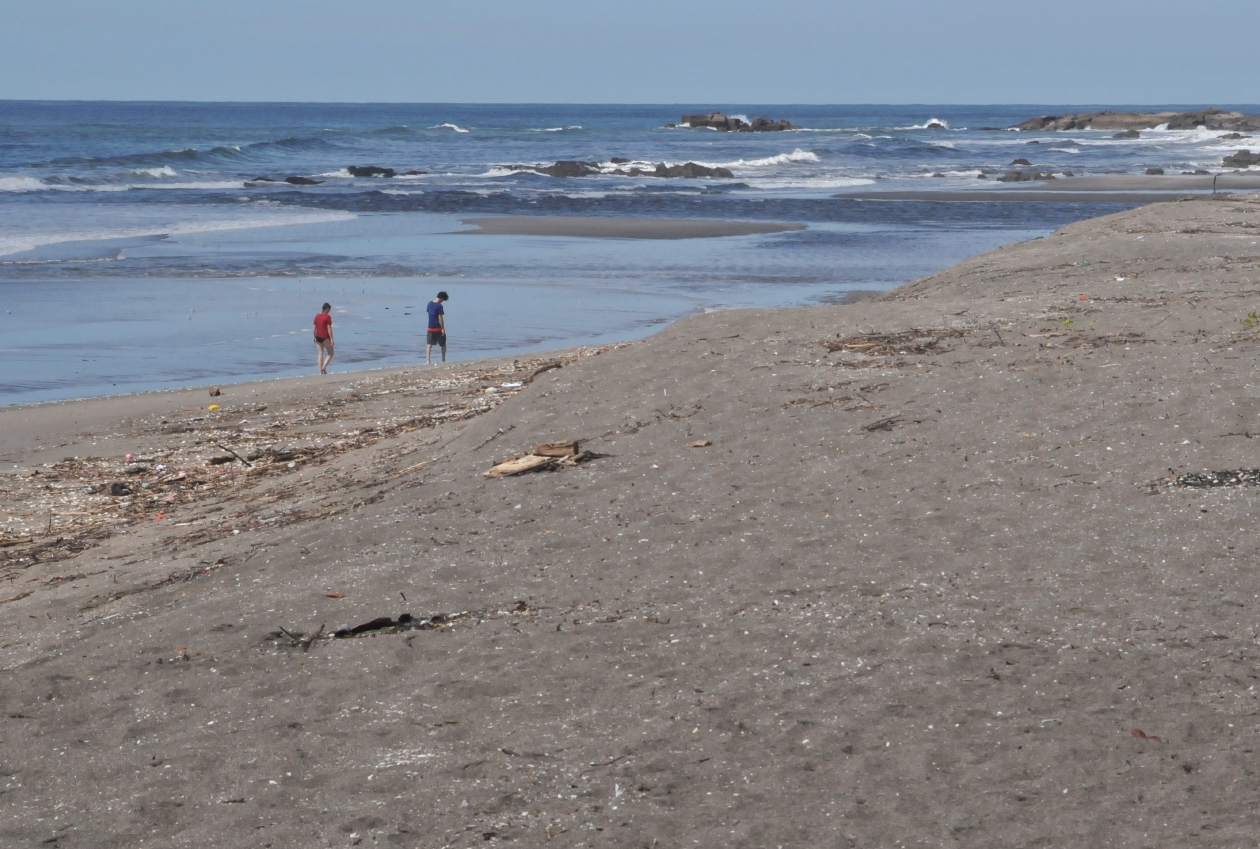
[6,191,1260,845]
[459,215,808,239]
[836,172,1260,201]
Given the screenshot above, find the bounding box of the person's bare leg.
[440,342,447,363]
[425,343,432,365]
[324,341,334,372]
[317,341,325,374]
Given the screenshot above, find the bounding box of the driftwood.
[525,362,563,383]
[484,454,558,477]
[535,440,580,457]
[484,442,602,477]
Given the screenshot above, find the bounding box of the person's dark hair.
[322,302,331,311]
[437,291,449,301]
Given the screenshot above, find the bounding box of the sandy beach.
[5,192,1260,847]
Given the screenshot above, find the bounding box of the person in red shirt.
[313,303,334,374]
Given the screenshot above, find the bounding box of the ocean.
[3,102,1256,404]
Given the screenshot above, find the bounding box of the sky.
[1,0,1258,104]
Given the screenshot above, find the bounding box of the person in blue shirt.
[426,291,449,365]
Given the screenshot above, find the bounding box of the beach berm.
[4,194,1260,846]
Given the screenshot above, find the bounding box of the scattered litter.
[207,404,220,411]
[324,592,346,599]
[824,328,965,360]
[1131,728,1163,742]
[208,387,221,397]
[1156,469,1260,489]
[688,440,712,448]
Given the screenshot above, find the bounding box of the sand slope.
[4,195,1260,847]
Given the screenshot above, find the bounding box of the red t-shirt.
[313,312,332,338]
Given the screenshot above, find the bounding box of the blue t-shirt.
[426,300,444,331]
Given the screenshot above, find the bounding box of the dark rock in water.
[1063,170,1075,177]
[976,173,987,179]
[348,165,396,178]
[997,171,1056,182]
[653,162,734,179]
[748,116,798,132]
[681,112,799,132]
[1223,150,1260,168]
[403,169,427,176]
[610,157,631,164]
[250,175,277,182]
[538,160,601,178]
[665,123,676,128]
[1014,108,1260,132]
[1113,129,1141,139]
[1026,140,1040,144]
[284,176,323,185]
[1145,167,1165,175]
[925,122,946,130]
[931,172,946,178]
[1194,169,1211,175]
[1010,158,1032,166]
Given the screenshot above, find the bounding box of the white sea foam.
[531,126,583,132]
[316,169,353,178]
[134,166,178,178]
[0,176,50,193]
[740,176,876,190]
[713,149,822,168]
[0,210,356,258]
[433,123,470,133]
[0,175,244,193]
[904,118,950,130]
[475,167,526,178]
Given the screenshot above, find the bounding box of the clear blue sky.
[2,0,1257,104]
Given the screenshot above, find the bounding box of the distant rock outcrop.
[680,112,800,132]
[1223,150,1260,168]
[348,165,396,178]
[284,176,323,185]
[1113,129,1141,139]
[1013,108,1260,132]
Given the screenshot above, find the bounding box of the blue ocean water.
[3,102,1256,403]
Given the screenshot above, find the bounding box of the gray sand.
[838,172,1260,202]
[5,194,1260,847]
[460,216,807,239]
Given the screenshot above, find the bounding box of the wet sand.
[838,172,1260,202]
[5,194,1260,847]
[460,216,807,239]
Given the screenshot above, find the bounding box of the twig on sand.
[216,443,254,467]
[863,415,904,432]
[301,623,325,652]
